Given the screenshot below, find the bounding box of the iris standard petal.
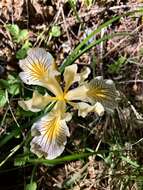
[65,85,88,101]
[69,101,104,117]
[30,112,70,159]
[94,102,104,116]
[64,64,80,92]
[78,67,91,84]
[68,102,93,117]
[86,78,117,111]
[19,48,54,87]
[18,90,55,112]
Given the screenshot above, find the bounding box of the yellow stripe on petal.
[45,73,64,98]
[19,48,55,87]
[28,62,48,80]
[30,112,70,159]
[86,78,118,111]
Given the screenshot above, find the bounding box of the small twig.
[119,79,143,84]
[58,3,143,26]
[45,6,62,46]
[0,144,21,167]
[131,138,143,146]
[34,4,62,46]
[128,101,143,120]
[99,28,106,75]
[0,106,9,128]
[10,0,14,24]
[104,24,143,57]
[6,93,20,129]
[5,90,24,137]
[26,0,29,28]
[61,6,72,47]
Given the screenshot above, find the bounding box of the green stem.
[27,150,108,166]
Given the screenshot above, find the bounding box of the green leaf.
[18,29,29,43]
[50,26,61,37]
[16,41,32,59]
[121,156,140,168]
[8,83,20,95]
[0,90,7,108]
[139,47,143,55]
[14,155,29,166]
[6,24,20,40]
[108,56,127,74]
[16,48,28,59]
[0,128,20,148]
[14,158,26,166]
[25,182,37,190]
[83,0,93,7]
[5,24,29,44]
[0,79,9,89]
[0,75,21,95]
[7,74,21,95]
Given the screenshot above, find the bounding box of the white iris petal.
[30,112,70,160]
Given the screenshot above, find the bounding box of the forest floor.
[1,0,143,190]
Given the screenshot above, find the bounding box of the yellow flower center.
[57,95,65,101]
[56,92,68,103]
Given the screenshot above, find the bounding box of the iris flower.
[19,48,117,160]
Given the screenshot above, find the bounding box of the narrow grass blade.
[0,127,21,148]
[69,32,128,64]
[59,9,143,72]
[0,132,31,167]
[27,150,107,166]
[59,16,121,72]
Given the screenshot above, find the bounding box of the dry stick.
[6,90,24,137]
[81,3,143,17]
[61,6,72,47]
[98,3,143,12]
[45,6,62,46]
[128,101,143,120]
[34,5,62,46]
[119,80,143,84]
[131,138,143,146]
[26,0,29,28]
[0,144,21,167]
[58,3,143,26]
[10,0,14,24]
[104,24,143,58]
[99,28,106,75]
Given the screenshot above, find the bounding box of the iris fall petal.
[30,112,70,160]
[19,48,54,87]
[86,78,117,111]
